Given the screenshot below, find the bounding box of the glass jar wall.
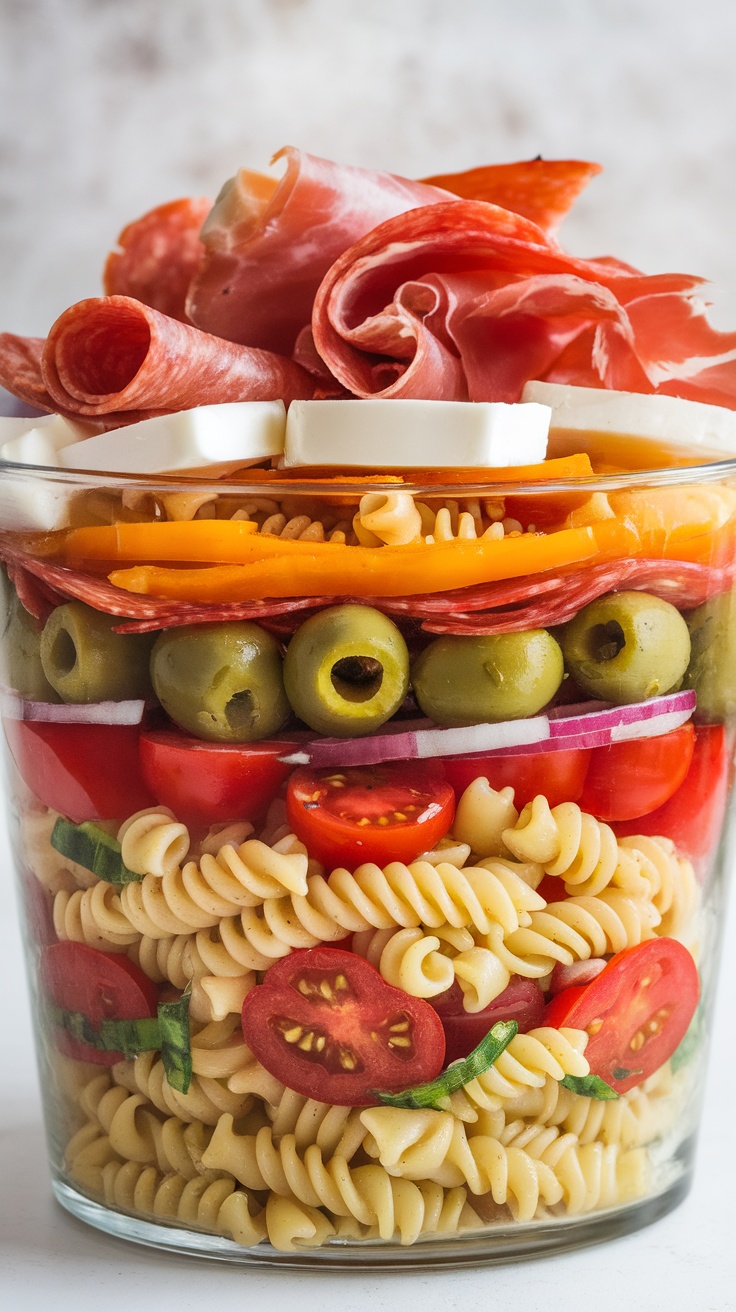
[3,458,735,1267]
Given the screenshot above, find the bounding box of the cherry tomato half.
[286,762,455,870]
[139,728,300,827]
[441,746,590,811]
[543,938,699,1093]
[432,976,546,1064]
[241,947,446,1106]
[4,720,155,823]
[614,725,730,864]
[39,942,158,1065]
[578,724,695,822]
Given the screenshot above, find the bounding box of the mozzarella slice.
[57,402,287,474]
[283,400,551,468]
[0,415,97,531]
[522,381,736,454]
[0,413,93,465]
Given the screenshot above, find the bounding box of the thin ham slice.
[103,197,212,324]
[311,199,736,407]
[420,158,602,234]
[40,295,315,421]
[186,146,452,354]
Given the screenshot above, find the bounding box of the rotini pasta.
[498,891,661,974]
[118,807,191,878]
[201,1114,480,1245]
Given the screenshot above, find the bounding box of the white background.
[2,1,736,1305]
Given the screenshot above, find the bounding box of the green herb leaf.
[158,988,192,1094]
[671,1005,705,1074]
[51,817,142,885]
[49,1005,160,1057]
[371,1020,519,1109]
[561,1073,620,1100]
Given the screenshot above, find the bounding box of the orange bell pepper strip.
[258,453,594,485]
[57,519,259,565]
[107,525,604,602]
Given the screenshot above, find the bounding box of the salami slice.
[186,146,452,354]
[103,197,212,324]
[0,334,56,414]
[41,295,315,421]
[420,159,602,234]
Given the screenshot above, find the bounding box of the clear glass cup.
[2,450,735,1268]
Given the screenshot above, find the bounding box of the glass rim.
[1,453,736,500]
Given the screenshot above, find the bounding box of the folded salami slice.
[0,333,56,414]
[103,197,212,324]
[312,199,736,407]
[420,158,602,234]
[187,146,452,354]
[41,295,315,420]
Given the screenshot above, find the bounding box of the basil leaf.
[561,1073,619,1100]
[158,989,192,1094]
[671,1005,705,1074]
[372,1020,519,1109]
[51,817,141,885]
[49,1005,160,1057]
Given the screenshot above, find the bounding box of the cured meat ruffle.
[186,146,452,355]
[0,334,57,415]
[3,542,730,639]
[103,197,212,324]
[40,295,315,422]
[311,200,736,407]
[420,158,602,234]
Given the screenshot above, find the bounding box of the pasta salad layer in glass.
[2,147,736,1266]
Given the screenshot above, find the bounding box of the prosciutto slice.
[186,146,452,354]
[40,295,315,422]
[421,158,602,234]
[103,197,212,324]
[312,199,736,407]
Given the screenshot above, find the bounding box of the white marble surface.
[2,0,736,336]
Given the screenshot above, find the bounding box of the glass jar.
[2,451,735,1268]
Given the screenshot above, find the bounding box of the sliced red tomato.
[241,947,446,1105]
[432,976,546,1064]
[578,724,695,822]
[39,942,158,1065]
[139,728,300,827]
[442,746,591,811]
[613,725,730,864]
[286,762,455,870]
[4,720,155,823]
[543,938,699,1094]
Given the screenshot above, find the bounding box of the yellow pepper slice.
[107,526,603,601]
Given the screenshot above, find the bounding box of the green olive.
[560,591,691,705]
[40,602,154,703]
[411,630,564,726]
[151,622,289,742]
[683,589,736,721]
[0,570,60,701]
[283,605,410,737]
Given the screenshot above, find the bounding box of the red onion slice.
[0,692,146,725]
[279,690,696,768]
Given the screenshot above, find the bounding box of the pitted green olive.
[411,630,564,726]
[683,589,736,721]
[560,591,691,705]
[283,605,409,737]
[151,622,289,742]
[0,570,59,701]
[40,602,154,703]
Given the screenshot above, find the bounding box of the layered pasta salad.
[1,148,735,1259]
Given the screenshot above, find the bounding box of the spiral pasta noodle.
[498,891,661,974]
[266,1088,368,1159]
[118,836,311,937]
[54,882,141,951]
[201,1115,480,1245]
[352,925,512,1011]
[118,808,191,878]
[111,1050,253,1127]
[500,1075,676,1149]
